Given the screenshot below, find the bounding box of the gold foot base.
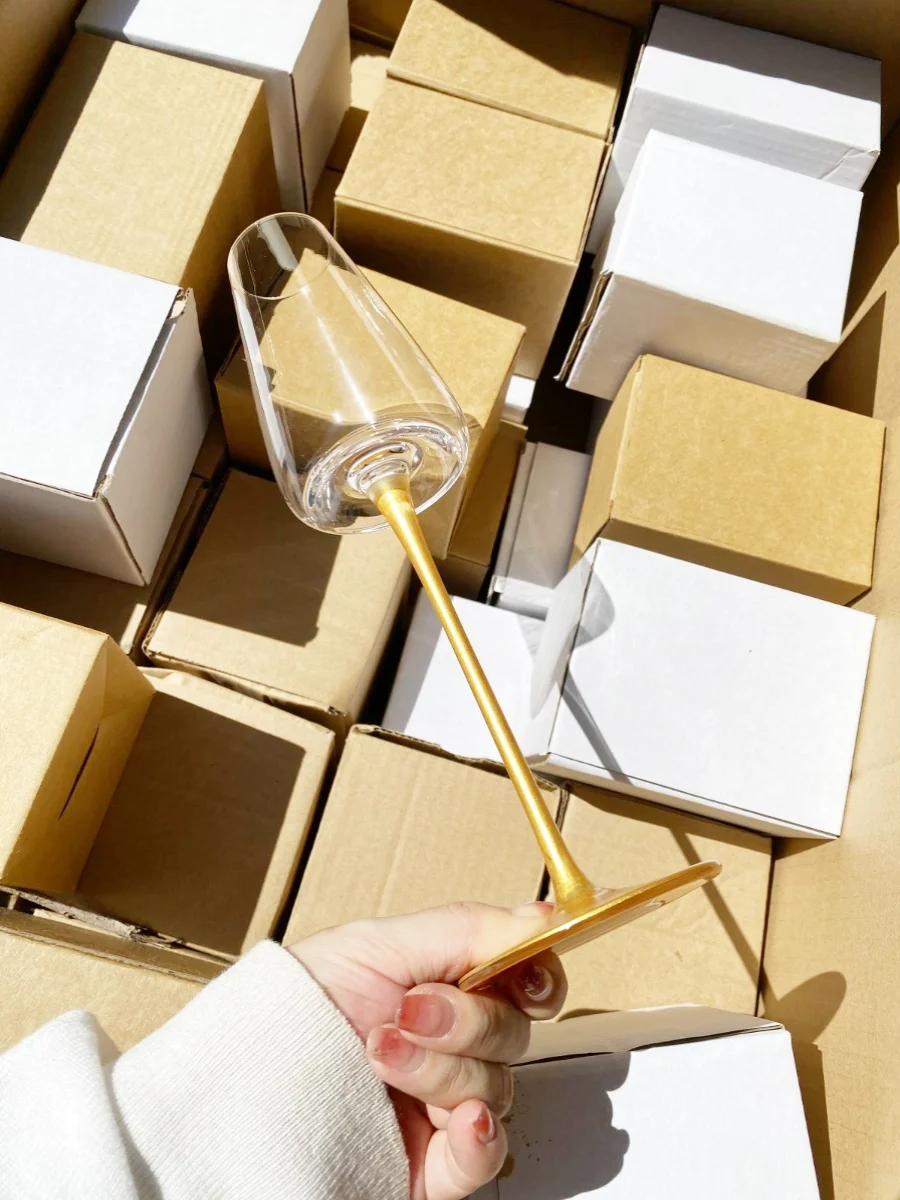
[459,861,722,992]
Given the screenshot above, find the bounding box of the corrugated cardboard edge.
[556,268,612,382]
[1,888,228,981]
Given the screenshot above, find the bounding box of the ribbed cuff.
[110,942,408,1200]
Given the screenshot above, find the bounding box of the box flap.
[0,239,178,497]
[389,0,630,139]
[0,605,153,890]
[524,1006,781,1062]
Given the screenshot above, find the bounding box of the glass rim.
[227,211,347,302]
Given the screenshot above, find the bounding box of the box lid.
[639,6,880,157]
[0,239,178,497]
[389,0,630,138]
[284,725,558,942]
[604,131,861,342]
[0,603,153,891]
[338,79,604,262]
[77,0,324,74]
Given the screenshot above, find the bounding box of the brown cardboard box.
[0,0,80,163]
[389,0,630,137]
[328,37,390,171]
[144,470,410,733]
[0,906,212,1053]
[574,355,885,603]
[441,420,527,597]
[77,670,334,957]
[215,269,523,558]
[0,33,279,351]
[0,605,153,893]
[350,0,412,42]
[284,726,560,941]
[0,423,225,658]
[558,786,772,1017]
[335,79,604,377]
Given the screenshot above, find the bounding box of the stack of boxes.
[2,0,900,1192]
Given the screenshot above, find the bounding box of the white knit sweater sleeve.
[0,941,409,1200]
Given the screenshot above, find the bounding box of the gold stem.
[371,475,596,913]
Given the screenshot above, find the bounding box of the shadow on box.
[0,40,111,241]
[160,468,341,649]
[79,691,307,957]
[500,1053,632,1195]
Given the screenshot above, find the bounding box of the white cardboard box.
[0,239,210,585]
[77,0,350,210]
[383,592,542,763]
[586,4,880,251]
[473,1006,819,1199]
[490,443,591,619]
[567,131,862,401]
[502,375,536,424]
[385,542,874,838]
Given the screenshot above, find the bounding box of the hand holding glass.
[228,214,720,990]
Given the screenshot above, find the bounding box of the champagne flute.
[228,214,720,991]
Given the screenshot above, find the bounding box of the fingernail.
[514,961,554,1003]
[512,900,555,917]
[397,991,456,1038]
[473,1103,497,1145]
[367,1026,426,1073]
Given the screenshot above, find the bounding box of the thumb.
[372,900,556,988]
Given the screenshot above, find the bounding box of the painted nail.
[397,991,456,1038]
[514,961,554,1003]
[367,1026,426,1073]
[473,1103,498,1145]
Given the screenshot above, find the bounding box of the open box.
[0,604,335,961]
